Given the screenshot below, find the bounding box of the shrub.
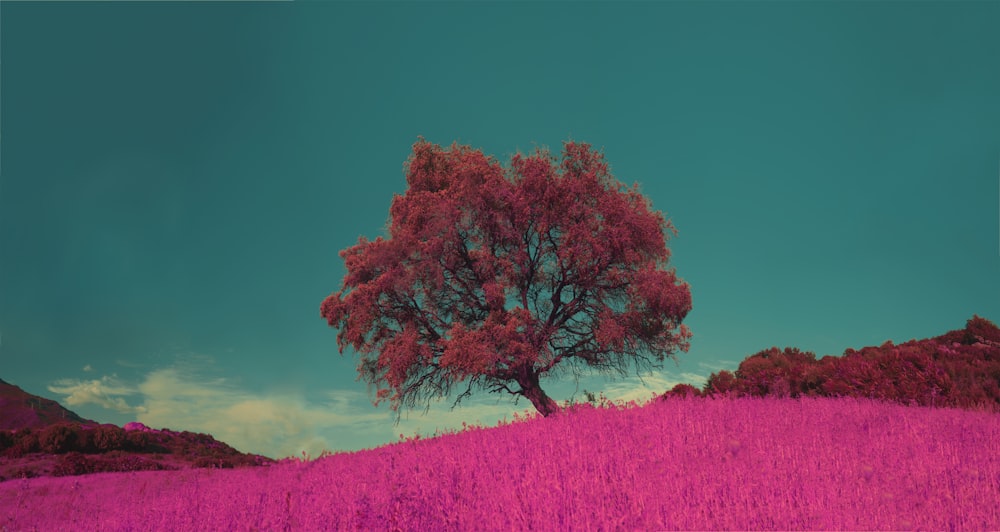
[4,429,39,458]
[53,452,94,477]
[101,454,164,473]
[92,425,126,452]
[38,424,79,454]
[125,430,150,451]
[194,456,236,469]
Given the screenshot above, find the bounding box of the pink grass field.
[2,396,998,531]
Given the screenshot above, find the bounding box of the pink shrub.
[1,397,998,530]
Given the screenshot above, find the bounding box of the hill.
[0,378,272,480]
[2,396,998,530]
[0,378,94,430]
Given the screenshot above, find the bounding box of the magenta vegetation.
[0,421,271,481]
[3,396,998,530]
[684,316,1000,411]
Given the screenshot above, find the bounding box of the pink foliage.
[3,397,998,530]
[321,139,692,416]
[704,317,1000,410]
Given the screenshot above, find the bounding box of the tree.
[663,383,701,399]
[704,370,736,395]
[321,139,692,417]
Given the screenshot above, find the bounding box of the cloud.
[130,366,540,457]
[678,372,710,386]
[82,364,93,372]
[47,375,145,414]
[133,368,390,459]
[600,370,709,404]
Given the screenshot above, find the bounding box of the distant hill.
[0,378,94,430]
[0,378,273,481]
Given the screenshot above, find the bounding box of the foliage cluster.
[52,452,169,477]
[667,316,1000,410]
[0,423,271,480]
[2,396,997,530]
[0,424,137,458]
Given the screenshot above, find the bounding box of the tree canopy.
[321,139,692,416]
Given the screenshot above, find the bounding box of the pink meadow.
[2,396,998,531]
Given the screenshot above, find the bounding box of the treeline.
[666,316,1000,411]
[0,423,271,478]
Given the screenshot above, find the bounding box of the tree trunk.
[518,369,559,416]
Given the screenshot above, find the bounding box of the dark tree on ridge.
[321,139,692,417]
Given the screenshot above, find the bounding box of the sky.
[1,1,998,459]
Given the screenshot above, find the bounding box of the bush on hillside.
[125,429,151,451]
[696,316,1000,411]
[38,424,79,454]
[92,425,126,452]
[3,429,39,458]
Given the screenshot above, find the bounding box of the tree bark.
[517,369,559,416]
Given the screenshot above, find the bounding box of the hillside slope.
[1,396,997,530]
[0,378,94,430]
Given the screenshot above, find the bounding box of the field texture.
[1,396,998,530]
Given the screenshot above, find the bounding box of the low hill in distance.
[0,379,272,481]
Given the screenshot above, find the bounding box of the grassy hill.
[1,395,997,530]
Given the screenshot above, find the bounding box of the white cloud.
[82,364,94,372]
[678,372,709,386]
[134,368,389,459]
[600,370,709,404]
[47,375,145,414]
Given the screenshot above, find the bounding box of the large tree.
[321,139,692,417]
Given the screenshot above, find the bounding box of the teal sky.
[1,2,998,459]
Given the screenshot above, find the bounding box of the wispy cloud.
[135,368,388,458]
[600,370,709,404]
[48,363,710,459]
[47,375,145,414]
